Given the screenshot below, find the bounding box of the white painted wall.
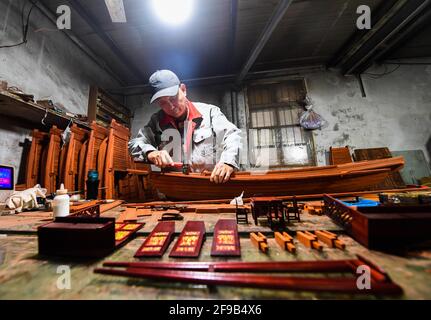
[306,63,431,165]
[0,0,121,183]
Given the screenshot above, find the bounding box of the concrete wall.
[0,0,121,183]
[306,63,431,166]
[130,63,431,170]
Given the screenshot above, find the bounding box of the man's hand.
[210,163,234,184]
[147,150,173,168]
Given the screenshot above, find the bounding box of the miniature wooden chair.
[62,124,90,193]
[329,146,353,165]
[104,120,148,200]
[84,121,109,199]
[235,200,249,224]
[25,129,49,188]
[43,126,62,194]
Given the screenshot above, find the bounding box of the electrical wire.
[362,64,402,79]
[0,0,39,49]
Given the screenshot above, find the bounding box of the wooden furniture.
[150,157,405,200]
[95,255,403,295]
[85,121,109,199]
[235,201,249,224]
[314,230,345,250]
[250,197,285,229]
[87,86,131,128]
[353,147,405,189]
[169,221,206,258]
[323,194,431,250]
[211,219,240,257]
[250,232,268,253]
[134,221,175,257]
[274,231,296,253]
[44,126,62,194]
[104,120,148,201]
[329,146,353,165]
[38,217,116,258]
[25,129,49,188]
[296,231,323,250]
[70,200,100,217]
[61,124,90,193]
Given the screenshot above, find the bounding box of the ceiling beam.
[104,0,127,23]
[329,0,431,75]
[68,0,145,83]
[228,0,238,72]
[235,0,294,85]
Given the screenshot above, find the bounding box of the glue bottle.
[53,184,70,218]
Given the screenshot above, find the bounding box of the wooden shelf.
[0,91,90,130]
[88,86,131,128]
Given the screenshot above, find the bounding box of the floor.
[0,204,431,299]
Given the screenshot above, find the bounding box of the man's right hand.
[147,150,174,168]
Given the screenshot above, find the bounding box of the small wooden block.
[274,232,296,253]
[297,231,322,251]
[250,232,268,253]
[315,230,346,250]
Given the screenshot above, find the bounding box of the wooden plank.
[134,221,175,257]
[117,207,138,223]
[169,221,206,258]
[211,219,240,257]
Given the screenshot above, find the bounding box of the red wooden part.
[115,222,144,248]
[211,219,240,257]
[94,263,403,295]
[134,221,175,257]
[169,221,206,258]
[150,157,405,200]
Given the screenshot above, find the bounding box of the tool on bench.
[315,230,346,249]
[296,231,323,251]
[158,212,184,221]
[250,232,268,253]
[274,232,296,253]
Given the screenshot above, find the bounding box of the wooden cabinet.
[87,86,131,128]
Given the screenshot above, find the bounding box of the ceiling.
[37,0,431,89]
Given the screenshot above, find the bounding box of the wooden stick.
[274,232,296,253]
[296,231,322,251]
[315,230,346,250]
[93,267,403,295]
[250,232,268,253]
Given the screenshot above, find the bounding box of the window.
[247,80,316,168]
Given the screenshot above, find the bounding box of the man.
[129,70,242,184]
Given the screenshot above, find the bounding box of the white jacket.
[129,102,242,171]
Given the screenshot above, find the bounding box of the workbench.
[0,205,431,300]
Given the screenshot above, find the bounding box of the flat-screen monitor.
[0,165,14,203]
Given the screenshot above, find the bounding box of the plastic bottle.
[53,184,70,218]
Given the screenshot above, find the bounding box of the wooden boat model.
[150,156,405,201]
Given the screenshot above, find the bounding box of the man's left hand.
[210,163,234,184]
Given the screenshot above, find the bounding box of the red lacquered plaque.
[211,219,240,257]
[169,221,206,258]
[134,221,175,257]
